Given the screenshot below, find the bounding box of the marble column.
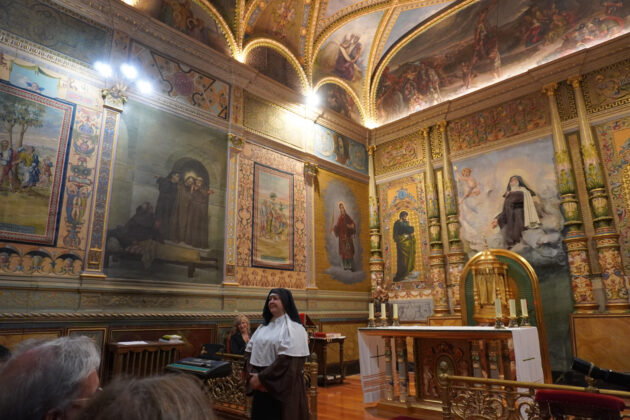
[223,134,245,286]
[423,127,449,316]
[368,145,387,302]
[81,89,125,279]
[542,83,598,312]
[439,121,466,315]
[568,76,630,312]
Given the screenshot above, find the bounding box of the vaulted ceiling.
[127,0,630,126]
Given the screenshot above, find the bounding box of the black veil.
[503,175,536,197]
[262,288,302,326]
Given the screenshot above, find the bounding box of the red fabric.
[535,389,626,411]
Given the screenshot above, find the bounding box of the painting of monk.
[105,100,226,283]
[393,211,416,281]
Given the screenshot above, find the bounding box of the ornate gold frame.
[459,248,552,383]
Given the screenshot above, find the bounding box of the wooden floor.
[317,374,394,420]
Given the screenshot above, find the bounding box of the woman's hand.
[249,373,267,391]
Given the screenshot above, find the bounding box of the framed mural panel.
[0,81,75,245]
[313,124,368,175]
[104,100,226,283]
[252,163,294,270]
[315,168,370,291]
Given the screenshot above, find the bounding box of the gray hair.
[0,335,101,420]
[77,374,216,420]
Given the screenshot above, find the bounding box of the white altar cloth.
[358,326,544,403]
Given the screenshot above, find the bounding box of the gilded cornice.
[315,108,369,143]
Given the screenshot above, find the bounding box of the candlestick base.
[392,317,400,326]
[494,317,506,329]
[508,316,518,328]
[380,318,388,327]
[368,318,376,327]
[520,315,531,326]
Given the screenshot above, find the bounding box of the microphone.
[572,358,630,389]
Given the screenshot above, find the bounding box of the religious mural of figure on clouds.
[491,175,541,249]
[331,202,356,271]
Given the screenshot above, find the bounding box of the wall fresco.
[313,124,367,175]
[105,100,227,283]
[129,42,230,119]
[243,92,305,149]
[378,174,431,298]
[374,131,422,175]
[318,83,362,124]
[315,168,370,291]
[583,58,630,114]
[376,0,630,124]
[0,0,111,64]
[236,143,306,288]
[447,92,549,153]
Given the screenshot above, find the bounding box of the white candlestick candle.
[381,303,387,319]
[521,299,528,317]
[509,299,516,318]
[369,303,374,320]
[495,298,502,318]
[393,303,398,319]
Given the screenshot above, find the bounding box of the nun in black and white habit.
[244,288,310,420]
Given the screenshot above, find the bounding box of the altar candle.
[509,299,516,318]
[521,299,528,317]
[393,303,399,319]
[495,298,502,318]
[381,303,387,319]
[369,303,374,320]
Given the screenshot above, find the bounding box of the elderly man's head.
[0,336,101,420]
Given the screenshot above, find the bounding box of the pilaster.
[568,76,630,312]
[542,83,598,312]
[223,134,245,286]
[423,127,449,316]
[368,144,386,303]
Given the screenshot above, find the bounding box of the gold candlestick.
[508,316,518,328]
[494,316,506,329]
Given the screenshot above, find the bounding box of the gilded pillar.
[568,76,630,312]
[423,127,449,316]
[368,145,386,302]
[81,89,125,279]
[542,83,598,312]
[384,336,394,401]
[304,162,319,289]
[439,121,465,315]
[396,336,409,404]
[223,134,245,285]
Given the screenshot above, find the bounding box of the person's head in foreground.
[0,336,101,420]
[77,374,215,420]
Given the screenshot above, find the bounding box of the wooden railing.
[440,374,630,420]
[206,353,318,420]
[107,341,184,381]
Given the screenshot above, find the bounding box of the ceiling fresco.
[126,0,630,126]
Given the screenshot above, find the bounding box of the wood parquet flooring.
[316,374,393,420]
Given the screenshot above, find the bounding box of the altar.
[358,326,547,417]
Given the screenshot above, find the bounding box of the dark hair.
[504,175,536,197]
[262,288,302,326]
[78,374,215,420]
[0,345,11,362]
[399,211,408,218]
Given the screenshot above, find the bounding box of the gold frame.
[459,248,552,383]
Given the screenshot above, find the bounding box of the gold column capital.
[567,75,582,89]
[437,120,447,132]
[421,127,430,138]
[367,145,376,155]
[228,133,245,151]
[542,83,558,96]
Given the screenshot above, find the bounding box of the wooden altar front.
[358,326,547,419]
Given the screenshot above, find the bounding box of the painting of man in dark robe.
[490,175,541,248]
[393,211,415,281]
[331,202,356,271]
[154,171,180,239]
